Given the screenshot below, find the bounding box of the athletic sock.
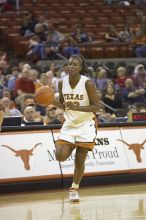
[71,183,79,189]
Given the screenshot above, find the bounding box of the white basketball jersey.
[62,75,94,127]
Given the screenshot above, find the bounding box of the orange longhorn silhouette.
[117,139,146,163]
[1,143,42,170]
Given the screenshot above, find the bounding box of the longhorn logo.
[1,143,42,170]
[117,139,146,163]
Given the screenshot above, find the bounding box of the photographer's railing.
[99,100,127,123]
[100,100,116,113]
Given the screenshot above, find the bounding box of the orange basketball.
[35,86,55,106]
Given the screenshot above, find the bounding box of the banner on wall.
[53,129,130,175]
[0,131,60,180]
[118,127,146,170]
[0,126,146,182]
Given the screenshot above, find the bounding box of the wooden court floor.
[0,183,146,220]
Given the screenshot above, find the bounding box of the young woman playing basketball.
[54,54,99,202]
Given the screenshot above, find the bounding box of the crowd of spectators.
[0,45,146,127]
[104,14,146,58]
[2,1,146,60]
[18,12,104,62]
[17,8,146,61]
[1,1,146,127]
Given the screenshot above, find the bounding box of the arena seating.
[0,0,145,59]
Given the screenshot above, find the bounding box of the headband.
[71,55,82,64]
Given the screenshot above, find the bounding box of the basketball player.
[54,54,99,202]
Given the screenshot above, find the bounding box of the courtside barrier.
[0,122,146,192]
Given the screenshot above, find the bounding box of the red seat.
[119,45,128,58]
[90,47,104,59]
[14,41,29,57]
[104,46,119,58]
[80,47,90,59]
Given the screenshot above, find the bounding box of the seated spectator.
[45,71,56,92]
[1,97,22,117]
[118,25,134,42]
[47,24,65,43]
[20,12,37,37]
[43,104,57,125]
[46,62,62,93]
[44,24,65,60]
[44,33,60,60]
[34,15,49,35]
[132,16,146,57]
[86,66,97,86]
[105,25,133,43]
[60,63,68,78]
[47,62,57,75]
[45,108,64,125]
[21,106,44,126]
[63,35,80,58]
[0,66,5,88]
[102,83,123,114]
[115,66,129,89]
[27,35,45,61]
[29,69,40,91]
[135,102,146,112]
[14,68,35,111]
[34,23,47,42]
[126,104,138,122]
[35,73,48,89]
[20,17,34,37]
[96,88,119,120]
[14,67,35,96]
[123,78,146,105]
[2,88,17,109]
[135,45,146,58]
[23,94,46,116]
[55,108,65,124]
[105,25,120,42]
[96,89,102,101]
[133,64,146,88]
[35,73,55,93]
[7,66,19,92]
[71,24,94,43]
[43,104,64,125]
[27,31,62,61]
[24,94,35,107]
[95,68,108,91]
[0,49,7,65]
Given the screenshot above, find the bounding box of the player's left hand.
[65,102,78,111]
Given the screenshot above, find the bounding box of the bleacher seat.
[0,0,144,59]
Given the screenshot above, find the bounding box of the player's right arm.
[53,80,65,109]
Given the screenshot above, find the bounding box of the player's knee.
[55,151,66,162]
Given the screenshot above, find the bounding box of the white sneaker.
[69,188,80,202]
